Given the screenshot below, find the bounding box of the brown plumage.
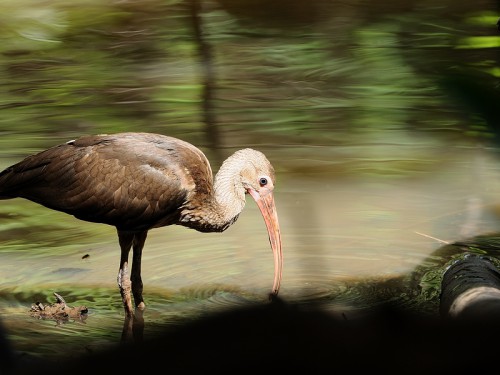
[0,132,283,318]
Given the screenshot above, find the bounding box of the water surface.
[2,140,500,363]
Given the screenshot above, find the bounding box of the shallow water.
[2,139,500,364]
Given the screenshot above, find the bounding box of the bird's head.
[236,149,283,297]
[238,149,276,199]
[214,148,283,296]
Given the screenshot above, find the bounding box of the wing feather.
[0,133,210,231]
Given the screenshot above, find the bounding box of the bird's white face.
[256,175,275,197]
[243,174,275,198]
[239,149,276,195]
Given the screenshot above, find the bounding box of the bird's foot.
[131,286,145,310]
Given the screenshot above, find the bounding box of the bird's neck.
[212,156,247,228]
[180,152,247,232]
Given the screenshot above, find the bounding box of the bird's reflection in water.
[122,308,144,343]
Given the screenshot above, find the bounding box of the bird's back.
[0,132,214,231]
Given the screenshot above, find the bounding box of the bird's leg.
[131,230,148,310]
[117,231,134,318]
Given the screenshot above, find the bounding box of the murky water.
[2,136,500,365]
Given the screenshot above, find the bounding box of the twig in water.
[414,231,450,245]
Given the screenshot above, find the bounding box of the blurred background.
[1,0,500,362]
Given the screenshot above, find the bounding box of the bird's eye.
[259,177,268,186]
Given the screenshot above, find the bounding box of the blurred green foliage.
[0,0,498,156]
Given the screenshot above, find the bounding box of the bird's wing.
[0,133,209,230]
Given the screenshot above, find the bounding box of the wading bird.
[0,132,283,318]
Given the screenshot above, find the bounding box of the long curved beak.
[248,189,283,296]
